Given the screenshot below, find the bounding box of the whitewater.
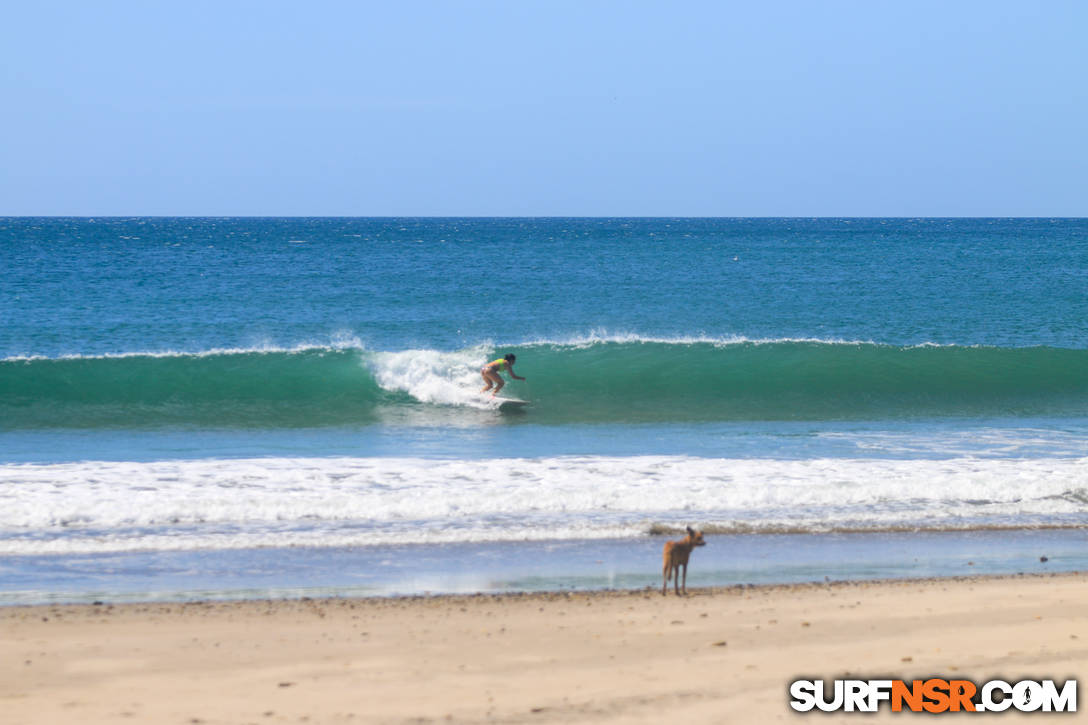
[2,454,1088,556]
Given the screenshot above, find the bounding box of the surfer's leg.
[481,369,502,393]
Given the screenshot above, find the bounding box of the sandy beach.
[2,572,1085,724]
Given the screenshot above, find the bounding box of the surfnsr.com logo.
[789,678,1077,713]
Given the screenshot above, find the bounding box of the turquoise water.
[7,343,1088,428]
[2,217,1087,601]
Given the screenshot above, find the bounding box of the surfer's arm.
[507,363,525,381]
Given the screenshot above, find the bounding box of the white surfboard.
[492,397,529,410]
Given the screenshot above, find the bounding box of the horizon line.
[3,215,1086,220]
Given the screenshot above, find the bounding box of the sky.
[1,1,1085,216]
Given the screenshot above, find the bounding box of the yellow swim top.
[486,358,507,369]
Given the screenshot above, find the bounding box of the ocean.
[3,217,1087,603]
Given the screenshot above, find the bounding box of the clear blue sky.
[2,1,1085,216]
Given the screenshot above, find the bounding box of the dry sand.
[2,573,1085,724]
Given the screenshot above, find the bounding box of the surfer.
[480,353,525,396]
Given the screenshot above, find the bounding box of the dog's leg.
[662,560,670,596]
[681,561,688,595]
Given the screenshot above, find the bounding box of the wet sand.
[2,573,1085,724]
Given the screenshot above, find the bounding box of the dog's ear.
[686,525,694,535]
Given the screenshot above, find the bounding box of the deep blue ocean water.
[3,218,1087,602]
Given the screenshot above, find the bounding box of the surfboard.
[492,397,529,410]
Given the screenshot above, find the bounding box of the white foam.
[2,333,979,364]
[1,338,371,363]
[513,330,880,349]
[367,346,496,408]
[1,455,1086,554]
[508,331,986,350]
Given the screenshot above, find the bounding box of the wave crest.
[4,339,1088,429]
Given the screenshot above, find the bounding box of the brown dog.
[661,525,706,596]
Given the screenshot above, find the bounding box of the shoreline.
[3,571,1085,723]
[1,568,1084,608]
[4,527,1085,606]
